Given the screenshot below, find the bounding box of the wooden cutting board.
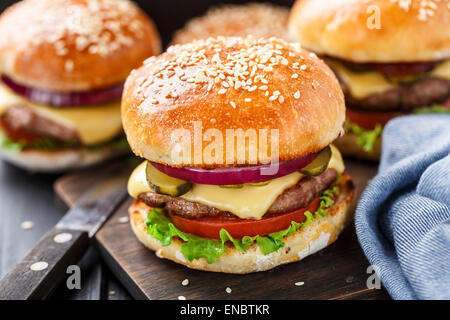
[54,159,390,300]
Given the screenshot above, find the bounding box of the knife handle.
[0,228,89,300]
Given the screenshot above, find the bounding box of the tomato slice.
[0,118,38,143]
[443,97,450,108]
[346,108,401,130]
[169,197,320,239]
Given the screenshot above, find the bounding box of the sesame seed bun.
[129,172,354,274]
[288,0,450,63]
[0,0,161,92]
[334,133,382,161]
[122,37,345,168]
[171,3,290,45]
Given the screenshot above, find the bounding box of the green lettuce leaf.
[412,104,450,114]
[346,122,382,153]
[145,184,340,264]
[0,130,25,152]
[0,127,129,153]
[345,104,449,153]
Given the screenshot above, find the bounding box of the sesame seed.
[295,282,305,286]
[178,296,186,300]
[245,98,252,102]
[181,279,189,286]
[300,65,307,70]
[21,221,34,230]
[118,216,129,224]
[294,91,301,99]
[218,88,227,94]
[258,85,268,90]
[230,101,236,108]
[225,287,232,294]
[65,60,74,72]
[278,95,285,104]
[291,73,298,79]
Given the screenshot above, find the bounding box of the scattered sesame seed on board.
[181,279,189,286]
[20,221,34,230]
[295,282,305,286]
[117,216,129,224]
[225,287,232,294]
[178,295,187,300]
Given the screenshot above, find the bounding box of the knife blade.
[0,162,130,300]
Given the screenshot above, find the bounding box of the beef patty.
[339,76,450,111]
[1,104,80,143]
[138,168,338,219]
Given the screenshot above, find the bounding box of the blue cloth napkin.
[355,114,450,300]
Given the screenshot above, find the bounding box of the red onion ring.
[151,152,318,185]
[1,75,123,107]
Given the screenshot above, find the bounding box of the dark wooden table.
[0,161,131,300]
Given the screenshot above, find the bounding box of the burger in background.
[288,0,450,160]
[171,2,290,45]
[122,37,355,273]
[0,0,161,172]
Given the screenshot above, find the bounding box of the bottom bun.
[0,144,127,173]
[129,173,355,274]
[334,133,381,162]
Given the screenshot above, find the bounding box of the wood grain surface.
[54,159,390,300]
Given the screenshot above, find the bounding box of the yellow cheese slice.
[128,145,345,220]
[0,83,123,146]
[431,60,450,80]
[326,59,396,99]
[327,59,450,100]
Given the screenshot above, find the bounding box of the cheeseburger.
[123,37,355,273]
[289,0,450,160]
[0,0,161,171]
[171,3,290,45]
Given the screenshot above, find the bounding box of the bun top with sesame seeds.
[122,36,345,167]
[171,3,290,45]
[288,0,450,63]
[0,0,161,92]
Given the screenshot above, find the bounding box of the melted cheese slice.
[431,60,450,80]
[0,83,123,146]
[327,59,450,100]
[128,145,345,220]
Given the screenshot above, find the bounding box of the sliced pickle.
[298,146,332,176]
[145,162,192,196]
[219,184,244,189]
[249,181,271,187]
